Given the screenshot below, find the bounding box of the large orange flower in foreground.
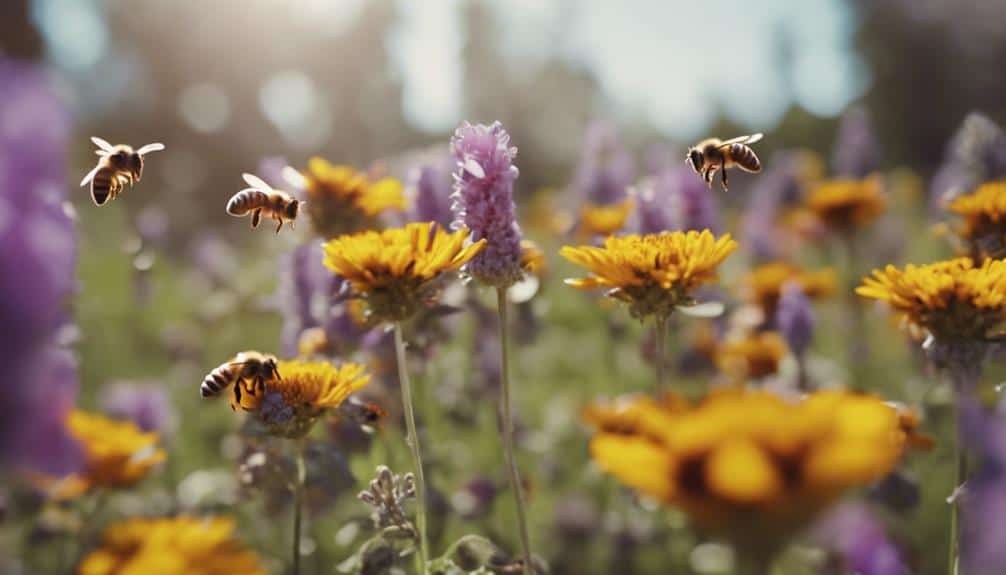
[560,230,737,320]
[583,388,922,550]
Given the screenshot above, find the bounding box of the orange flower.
[806,175,885,232]
[714,332,789,381]
[291,158,405,237]
[742,262,835,318]
[578,199,634,238]
[947,181,1006,260]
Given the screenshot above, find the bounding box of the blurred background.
[3,0,1006,573]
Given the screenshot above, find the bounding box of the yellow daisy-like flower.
[231,360,370,438]
[947,181,1006,260]
[857,257,1006,341]
[78,516,264,575]
[742,262,835,319]
[45,411,165,499]
[714,331,789,381]
[805,175,886,232]
[520,239,547,275]
[583,388,920,550]
[323,222,486,321]
[560,230,737,320]
[578,199,634,238]
[296,158,406,237]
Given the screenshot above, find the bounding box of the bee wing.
[80,165,101,187]
[136,142,165,155]
[242,173,274,193]
[90,137,115,153]
[717,133,763,148]
[282,166,307,189]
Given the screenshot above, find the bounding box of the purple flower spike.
[931,113,1006,207]
[632,166,720,235]
[775,282,814,358]
[959,398,1006,574]
[813,503,911,575]
[833,107,881,178]
[0,57,81,475]
[100,382,176,434]
[450,121,523,287]
[572,122,636,205]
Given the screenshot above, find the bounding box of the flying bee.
[80,137,165,205]
[226,173,302,234]
[686,133,763,191]
[201,351,281,408]
[338,397,389,429]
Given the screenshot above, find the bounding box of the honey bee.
[685,133,763,191]
[226,173,302,233]
[201,351,281,407]
[80,137,165,205]
[339,397,389,428]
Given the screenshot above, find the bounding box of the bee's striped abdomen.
[91,168,115,205]
[730,144,762,173]
[201,364,236,398]
[226,190,269,216]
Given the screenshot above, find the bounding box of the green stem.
[654,315,668,390]
[949,427,965,575]
[292,438,306,575]
[394,323,429,574]
[496,288,534,574]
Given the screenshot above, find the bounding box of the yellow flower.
[578,199,633,238]
[560,230,737,320]
[78,516,264,575]
[857,257,1006,341]
[45,411,165,499]
[806,175,885,232]
[584,389,919,549]
[947,181,1006,260]
[520,239,546,275]
[231,360,370,438]
[742,262,835,318]
[323,222,486,321]
[296,158,405,237]
[714,331,789,381]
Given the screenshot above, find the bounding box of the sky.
[30,0,867,141]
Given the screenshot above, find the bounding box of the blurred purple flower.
[258,155,290,191]
[100,382,175,434]
[960,398,1006,574]
[775,282,814,358]
[571,121,635,205]
[277,241,365,357]
[642,142,679,176]
[832,107,881,178]
[813,503,911,575]
[0,57,81,475]
[450,121,523,287]
[741,153,805,261]
[633,167,720,235]
[410,164,453,228]
[931,113,1006,208]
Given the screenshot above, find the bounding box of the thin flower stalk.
[654,315,668,389]
[292,438,306,575]
[497,288,534,574]
[394,323,429,573]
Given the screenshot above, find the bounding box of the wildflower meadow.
[3,2,1006,574]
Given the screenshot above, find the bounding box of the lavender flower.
[960,398,1006,574]
[775,282,814,358]
[833,107,881,178]
[0,57,81,475]
[633,166,720,235]
[100,382,176,434]
[813,504,911,575]
[741,152,806,261]
[410,164,453,228]
[571,122,636,205]
[931,113,1006,207]
[450,121,523,287]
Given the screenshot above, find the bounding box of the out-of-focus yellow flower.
[857,257,1006,341]
[742,262,835,318]
[806,175,885,232]
[560,230,737,320]
[295,158,405,237]
[577,199,633,238]
[714,331,789,381]
[584,388,921,549]
[520,239,546,275]
[948,181,1006,260]
[231,360,370,438]
[322,222,485,321]
[78,516,264,575]
[45,411,165,499]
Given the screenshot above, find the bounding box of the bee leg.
[251,209,262,228]
[275,218,284,234]
[233,381,242,410]
[703,167,714,188]
[721,166,729,191]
